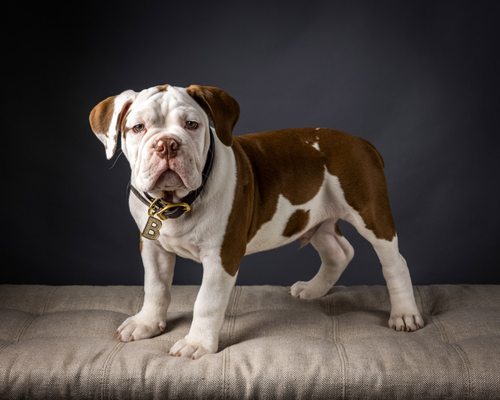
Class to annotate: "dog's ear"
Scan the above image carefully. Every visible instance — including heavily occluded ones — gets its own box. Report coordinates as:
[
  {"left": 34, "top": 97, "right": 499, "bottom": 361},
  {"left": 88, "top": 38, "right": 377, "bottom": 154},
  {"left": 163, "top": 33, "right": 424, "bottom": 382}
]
[
  {"left": 186, "top": 85, "right": 240, "bottom": 146},
  {"left": 89, "top": 90, "right": 136, "bottom": 159}
]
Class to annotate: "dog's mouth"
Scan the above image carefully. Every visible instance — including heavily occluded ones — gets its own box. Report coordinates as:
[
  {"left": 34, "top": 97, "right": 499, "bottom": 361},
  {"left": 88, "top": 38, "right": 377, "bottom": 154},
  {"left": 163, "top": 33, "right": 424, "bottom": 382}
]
[
  {"left": 154, "top": 169, "right": 185, "bottom": 190},
  {"left": 136, "top": 149, "right": 197, "bottom": 194}
]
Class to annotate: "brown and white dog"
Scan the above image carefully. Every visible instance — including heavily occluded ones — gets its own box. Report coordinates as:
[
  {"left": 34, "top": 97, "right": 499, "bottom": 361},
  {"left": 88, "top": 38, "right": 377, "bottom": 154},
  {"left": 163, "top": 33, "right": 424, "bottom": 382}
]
[{"left": 89, "top": 84, "right": 424, "bottom": 359}]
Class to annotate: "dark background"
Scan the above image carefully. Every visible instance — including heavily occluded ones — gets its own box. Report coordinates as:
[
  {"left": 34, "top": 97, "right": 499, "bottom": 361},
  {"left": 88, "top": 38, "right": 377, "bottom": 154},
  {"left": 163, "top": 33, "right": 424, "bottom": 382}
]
[{"left": 2, "top": 1, "right": 499, "bottom": 286}]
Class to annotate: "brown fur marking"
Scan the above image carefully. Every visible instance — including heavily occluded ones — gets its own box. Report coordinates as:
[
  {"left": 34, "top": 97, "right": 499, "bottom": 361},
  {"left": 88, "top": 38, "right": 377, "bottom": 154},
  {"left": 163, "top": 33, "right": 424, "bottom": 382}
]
[
  {"left": 186, "top": 85, "right": 240, "bottom": 146},
  {"left": 219, "top": 141, "right": 255, "bottom": 276},
  {"left": 283, "top": 209, "right": 310, "bottom": 237},
  {"left": 236, "top": 131, "right": 325, "bottom": 242},
  {"left": 89, "top": 96, "right": 115, "bottom": 135},
  {"left": 220, "top": 128, "right": 396, "bottom": 275},
  {"left": 318, "top": 130, "right": 396, "bottom": 240},
  {"left": 156, "top": 84, "right": 169, "bottom": 92}
]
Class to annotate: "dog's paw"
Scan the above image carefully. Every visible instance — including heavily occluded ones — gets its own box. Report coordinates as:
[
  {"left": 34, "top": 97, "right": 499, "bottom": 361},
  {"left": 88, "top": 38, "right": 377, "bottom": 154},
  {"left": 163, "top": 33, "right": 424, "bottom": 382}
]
[
  {"left": 290, "top": 280, "right": 329, "bottom": 299},
  {"left": 169, "top": 336, "right": 216, "bottom": 360},
  {"left": 389, "top": 312, "right": 425, "bottom": 332},
  {"left": 116, "top": 312, "right": 166, "bottom": 342}
]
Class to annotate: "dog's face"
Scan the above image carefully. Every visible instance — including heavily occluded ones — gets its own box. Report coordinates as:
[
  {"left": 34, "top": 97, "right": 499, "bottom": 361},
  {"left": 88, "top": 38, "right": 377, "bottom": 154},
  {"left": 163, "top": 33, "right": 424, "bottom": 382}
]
[{"left": 89, "top": 84, "right": 239, "bottom": 196}]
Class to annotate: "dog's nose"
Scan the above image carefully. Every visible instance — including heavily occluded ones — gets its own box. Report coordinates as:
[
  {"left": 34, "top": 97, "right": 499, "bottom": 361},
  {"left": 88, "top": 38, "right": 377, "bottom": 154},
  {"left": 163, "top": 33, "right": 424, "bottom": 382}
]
[{"left": 155, "top": 137, "right": 179, "bottom": 158}]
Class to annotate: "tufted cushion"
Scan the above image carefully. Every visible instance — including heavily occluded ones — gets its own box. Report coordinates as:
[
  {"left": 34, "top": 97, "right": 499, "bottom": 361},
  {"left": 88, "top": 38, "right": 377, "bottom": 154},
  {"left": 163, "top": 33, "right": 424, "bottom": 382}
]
[{"left": 0, "top": 284, "right": 499, "bottom": 399}]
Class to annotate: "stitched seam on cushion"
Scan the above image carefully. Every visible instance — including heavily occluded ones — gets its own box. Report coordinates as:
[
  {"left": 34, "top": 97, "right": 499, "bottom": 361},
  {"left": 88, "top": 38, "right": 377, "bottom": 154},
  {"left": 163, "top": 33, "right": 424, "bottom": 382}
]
[
  {"left": 222, "top": 288, "right": 235, "bottom": 400},
  {"left": 433, "top": 315, "right": 450, "bottom": 343},
  {"left": 451, "top": 343, "right": 473, "bottom": 400},
  {"left": 100, "top": 342, "right": 125, "bottom": 400},
  {"left": 15, "top": 314, "right": 36, "bottom": 342},
  {"left": 15, "top": 286, "right": 59, "bottom": 342},
  {"left": 433, "top": 316, "right": 471, "bottom": 399},
  {"left": 337, "top": 342, "right": 349, "bottom": 400},
  {"left": 222, "top": 287, "right": 236, "bottom": 347},
  {"left": 331, "top": 296, "right": 346, "bottom": 400},
  {"left": 42, "top": 286, "right": 58, "bottom": 314},
  {"left": 223, "top": 285, "right": 241, "bottom": 400}
]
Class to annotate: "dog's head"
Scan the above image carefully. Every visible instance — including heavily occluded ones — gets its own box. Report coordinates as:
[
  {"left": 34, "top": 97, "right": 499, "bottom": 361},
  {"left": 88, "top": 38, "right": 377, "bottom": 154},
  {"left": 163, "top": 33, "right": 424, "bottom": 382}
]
[{"left": 89, "top": 84, "right": 239, "bottom": 196}]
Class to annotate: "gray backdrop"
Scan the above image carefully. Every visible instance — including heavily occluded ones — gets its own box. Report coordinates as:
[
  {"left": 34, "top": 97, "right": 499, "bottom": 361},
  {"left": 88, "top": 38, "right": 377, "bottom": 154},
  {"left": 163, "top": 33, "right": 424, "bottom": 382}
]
[{"left": 2, "top": 1, "right": 499, "bottom": 285}]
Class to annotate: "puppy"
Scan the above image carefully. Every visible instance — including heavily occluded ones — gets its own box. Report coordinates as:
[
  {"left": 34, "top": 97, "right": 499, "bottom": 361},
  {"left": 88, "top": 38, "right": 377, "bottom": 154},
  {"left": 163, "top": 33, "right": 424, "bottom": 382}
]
[{"left": 89, "top": 84, "right": 424, "bottom": 359}]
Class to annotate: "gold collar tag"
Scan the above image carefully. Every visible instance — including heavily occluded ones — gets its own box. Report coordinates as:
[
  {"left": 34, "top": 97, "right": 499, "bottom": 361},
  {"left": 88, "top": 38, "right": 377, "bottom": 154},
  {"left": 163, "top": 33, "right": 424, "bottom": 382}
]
[
  {"left": 141, "top": 199, "right": 192, "bottom": 240},
  {"left": 142, "top": 216, "right": 162, "bottom": 240}
]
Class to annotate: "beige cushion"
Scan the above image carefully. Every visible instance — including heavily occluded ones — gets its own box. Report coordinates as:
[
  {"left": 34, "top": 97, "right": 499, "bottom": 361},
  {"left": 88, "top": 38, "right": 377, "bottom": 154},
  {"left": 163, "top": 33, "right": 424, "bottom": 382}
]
[{"left": 0, "top": 284, "right": 499, "bottom": 399}]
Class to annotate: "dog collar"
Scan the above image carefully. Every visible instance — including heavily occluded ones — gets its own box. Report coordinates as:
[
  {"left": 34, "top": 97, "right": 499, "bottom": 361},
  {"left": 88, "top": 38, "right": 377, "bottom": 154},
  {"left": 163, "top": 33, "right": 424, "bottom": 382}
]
[{"left": 128, "top": 128, "right": 215, "bottom": 225}]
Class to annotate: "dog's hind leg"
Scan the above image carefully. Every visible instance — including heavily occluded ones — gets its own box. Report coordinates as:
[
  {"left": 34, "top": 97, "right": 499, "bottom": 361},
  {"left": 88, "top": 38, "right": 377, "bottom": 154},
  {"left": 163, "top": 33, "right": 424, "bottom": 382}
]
[
  {"left": 290, "top": 219, "right": 354, "bottom": 299},
  {"left": 344, "top": 210, "right": 424, "bottom": 331}
]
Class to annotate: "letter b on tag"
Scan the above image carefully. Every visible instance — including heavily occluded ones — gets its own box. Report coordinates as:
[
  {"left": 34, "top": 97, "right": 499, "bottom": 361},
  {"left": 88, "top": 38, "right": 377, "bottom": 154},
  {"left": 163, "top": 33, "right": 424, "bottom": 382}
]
[{"left": 142, "top": 216, "right": 162, "bottom": 240}]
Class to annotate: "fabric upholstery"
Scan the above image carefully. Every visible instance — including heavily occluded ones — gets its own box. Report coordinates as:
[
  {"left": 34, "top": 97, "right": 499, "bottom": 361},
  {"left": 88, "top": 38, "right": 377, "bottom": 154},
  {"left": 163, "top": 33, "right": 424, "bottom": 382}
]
[{"left": 0, "top": 284, "right": 499, "bottom": 399}]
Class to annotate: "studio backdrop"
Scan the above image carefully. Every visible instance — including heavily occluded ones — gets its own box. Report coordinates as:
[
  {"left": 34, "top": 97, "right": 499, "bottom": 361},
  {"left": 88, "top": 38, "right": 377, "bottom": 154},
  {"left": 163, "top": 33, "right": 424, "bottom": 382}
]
[{"left": 2, "top": 1, "right": 499, "bottom": 285}]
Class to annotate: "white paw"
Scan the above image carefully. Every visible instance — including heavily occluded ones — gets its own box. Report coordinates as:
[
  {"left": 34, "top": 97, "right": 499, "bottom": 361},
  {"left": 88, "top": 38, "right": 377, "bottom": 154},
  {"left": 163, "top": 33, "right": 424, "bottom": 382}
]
[
  {"left": 168, "top": 336, "right": 216, "bottom": 360},
  {"left": 116, "top": 312, "right": 166, "bottom": 342},
  {"left": 290, "top": 280, "right": 329, "bottom": 299},
  {"left": 389, "top": 312, "right": 425, "bottom": 332}
]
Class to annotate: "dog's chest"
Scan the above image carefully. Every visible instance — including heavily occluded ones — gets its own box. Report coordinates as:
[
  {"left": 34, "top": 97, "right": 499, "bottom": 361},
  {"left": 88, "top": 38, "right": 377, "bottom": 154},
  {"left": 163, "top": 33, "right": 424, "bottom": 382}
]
[
  {"left": 129, "top": 194, "right": 204, "bottom": 261},
  {"left": 157, "top": 233, "right": 201, "bottom": 261}
]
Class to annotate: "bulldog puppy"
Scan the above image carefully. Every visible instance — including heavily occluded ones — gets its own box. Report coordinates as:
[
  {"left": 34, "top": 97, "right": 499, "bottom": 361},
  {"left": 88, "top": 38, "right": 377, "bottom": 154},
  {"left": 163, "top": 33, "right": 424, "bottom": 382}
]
[{"left": 89, "top": 84, "right": 424, "bottom": 359}]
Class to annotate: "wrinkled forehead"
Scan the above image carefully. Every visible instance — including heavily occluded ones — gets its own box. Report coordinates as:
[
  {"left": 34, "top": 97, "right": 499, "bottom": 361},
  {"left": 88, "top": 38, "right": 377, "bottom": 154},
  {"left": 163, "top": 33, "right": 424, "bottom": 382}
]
[{"left": 131, "top": 85, "right": 202, "bottom": 118}]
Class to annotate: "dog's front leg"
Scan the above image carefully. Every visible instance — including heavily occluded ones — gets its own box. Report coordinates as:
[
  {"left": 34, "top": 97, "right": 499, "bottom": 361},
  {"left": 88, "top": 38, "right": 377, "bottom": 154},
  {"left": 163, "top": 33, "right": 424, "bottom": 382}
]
[
  {"left": 117, "top": 239, "right": 175, "bottom": 341},
  {"left": 169, "top": 253, "right": 237, "bottom": 359}
]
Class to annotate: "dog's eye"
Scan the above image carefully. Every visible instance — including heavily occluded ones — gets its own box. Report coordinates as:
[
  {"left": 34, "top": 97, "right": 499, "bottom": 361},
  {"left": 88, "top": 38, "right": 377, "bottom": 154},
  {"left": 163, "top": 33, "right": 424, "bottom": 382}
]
[
  {"left": 185, "top": 120, "right": 199, "bottom": 130},
  {"left": 132, "top": 123, "right": 145, "bottom": 133}
]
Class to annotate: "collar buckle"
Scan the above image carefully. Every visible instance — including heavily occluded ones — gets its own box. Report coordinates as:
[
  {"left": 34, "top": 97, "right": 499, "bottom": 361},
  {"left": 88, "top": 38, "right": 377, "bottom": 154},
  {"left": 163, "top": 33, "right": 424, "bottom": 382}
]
[{"left": 148, "top": 198, "right": 192, "bottom": 220}]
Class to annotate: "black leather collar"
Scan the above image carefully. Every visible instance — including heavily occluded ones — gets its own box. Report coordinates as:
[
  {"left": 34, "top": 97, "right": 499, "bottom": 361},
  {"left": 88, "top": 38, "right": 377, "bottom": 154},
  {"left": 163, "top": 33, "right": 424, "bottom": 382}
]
[{"left": 128, "top": 128, "right": 215, "bottom": 219}]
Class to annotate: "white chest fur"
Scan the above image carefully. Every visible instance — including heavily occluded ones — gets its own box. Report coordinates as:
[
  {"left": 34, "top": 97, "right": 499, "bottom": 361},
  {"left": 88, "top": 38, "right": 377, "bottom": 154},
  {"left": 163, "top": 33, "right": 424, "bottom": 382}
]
[{"left": 128, "top": 141, "right": 237, "bottom": 262}]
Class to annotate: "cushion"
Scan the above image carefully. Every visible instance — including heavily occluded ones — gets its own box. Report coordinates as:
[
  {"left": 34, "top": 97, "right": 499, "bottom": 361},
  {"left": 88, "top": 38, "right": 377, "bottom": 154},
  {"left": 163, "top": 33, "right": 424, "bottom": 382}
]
[{"left": 0, "top": 284, "right": 499, "bottom": 399}]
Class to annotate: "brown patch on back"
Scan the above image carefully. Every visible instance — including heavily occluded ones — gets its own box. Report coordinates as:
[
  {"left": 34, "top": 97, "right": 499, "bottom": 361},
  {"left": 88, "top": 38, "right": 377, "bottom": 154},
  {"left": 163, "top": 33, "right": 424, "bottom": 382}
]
[
  {"left": 283, "top": 209, "right": 310, "bottom": 237},
  {"left": 220, "top": 131, "right": 327, "bottom": 275},
  {"left": 239, "top": 128, "right": 395, "bottom": 240},
  {"left": 220, "top": 127, "right": 397, "bottom": 275},
  {"left": 156, "top": 84, "right": 168, "bottom": 92},
  {"left": 139, "top": 236, "right": 143, "bottom": 253},
  {"left": 89, "top": 96, "right": 115, "bottom": 134},
  {"left": 236, "top": 131, "right": 325, "bottom": 242}
]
